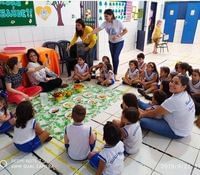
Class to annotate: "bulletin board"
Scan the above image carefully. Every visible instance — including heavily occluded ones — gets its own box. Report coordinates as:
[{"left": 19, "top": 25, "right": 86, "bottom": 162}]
[{"left": 0, "top": 1, "right": 36, "bottom": 26}]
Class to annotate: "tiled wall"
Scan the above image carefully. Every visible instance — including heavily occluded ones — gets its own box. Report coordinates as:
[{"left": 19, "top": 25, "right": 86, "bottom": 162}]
[{"left": 0, "top": 25, "right": 76, "bottom": 50}]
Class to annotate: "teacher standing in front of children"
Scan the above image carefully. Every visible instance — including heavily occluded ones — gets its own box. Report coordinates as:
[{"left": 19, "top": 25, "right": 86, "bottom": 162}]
[{"left": 89, "top": 9, "right": 128, "bottom": 81}]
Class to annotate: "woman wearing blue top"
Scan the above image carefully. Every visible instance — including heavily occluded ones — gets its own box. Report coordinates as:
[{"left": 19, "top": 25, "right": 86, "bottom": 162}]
[{"left": 90, "top": 9, "right": 127, "bottom": 80}]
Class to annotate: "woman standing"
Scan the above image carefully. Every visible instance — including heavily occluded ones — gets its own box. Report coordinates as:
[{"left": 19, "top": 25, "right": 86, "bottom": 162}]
[
  {"left": 68, "top": 18, "right": 97, "bottom": 68},
  {"left": 140, "top": 75, "right": 195, "bottom": 139},
  {"left": 26, "top": 48, "right": 64, "bottom": 92},
  {"left": 5, "top": 57, "right": 45, "bottom": 104},
  {"left": 90, "top": 9, "right": 128, "bottom": 80}
]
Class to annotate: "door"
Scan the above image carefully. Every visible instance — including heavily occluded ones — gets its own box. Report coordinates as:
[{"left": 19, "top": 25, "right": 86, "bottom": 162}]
[
  {"left": 147, "top": 2, "right": 157, "bottom": 43},
  {"left": 163, "top": 3, "right": 179, "bottom": 42},
  {"left": 181, "top": 3, "right": 200, "bottom": 44}
]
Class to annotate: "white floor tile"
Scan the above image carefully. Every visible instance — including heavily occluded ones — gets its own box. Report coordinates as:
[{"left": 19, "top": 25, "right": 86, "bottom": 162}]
[
  {"left": 92, "top": 112, "right": 111, "bottom": 124},
  {"left": 50, "top": 152, "right": 86, "bottom": 175},
  {"left": 143, "top": 132, "right": 171, "bottom": 151},
  {"left": 195, "top": 151, "right": 200, "bottom": 168},
  {"left": 0, "top": 134, "right": 12, "bottom": 150},
  {"left": 34, "top": 167, "right": 56, "bottom": 175},
  {"left": 0, "top": 169, "right": 10, "bottom": 175},
  {"left": 122, "top": 157, "right": 152, "bottom": 175},
  {"left": 129, "top": 144, "right": 163, "bottom": 169},
  {"left": 192, "top": 124, "right": 200, "bottom": 135},
  {"left": 6, "top": 154, "right": 45, "bottom": 175},
  {"left": 192, "top": 168, "right": 200, "bottom": 175},
  {"left": 104, "top": 102, "right": 121, "bottom": 115},
  {"left": 166, "top": 140, "right": 199, "bottom": 165},
  {"left": 151, "top": 171, "right": 162, "bottom": 175},
  {"left": 74, "top": 163, "right": 95, "bottom": 175},
  {"left": 34, "top": 138, "right": 65, "bottom": 163},
  {"left": 155, "top": 155, "right": 193, "bottom": 175},
  {"left": 178, "top": 133, "right": 200, "bottom": 149}
]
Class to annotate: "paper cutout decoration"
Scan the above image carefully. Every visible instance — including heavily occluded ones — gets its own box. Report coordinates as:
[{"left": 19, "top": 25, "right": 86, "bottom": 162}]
[{"left": 36, "top": 6, "right": 52, "bottom": 20}]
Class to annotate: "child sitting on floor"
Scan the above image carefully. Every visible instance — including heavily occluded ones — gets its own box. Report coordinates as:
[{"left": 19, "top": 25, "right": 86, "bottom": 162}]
[
  {"left": 73, "top": 56, "right": 91, "bottom": 83},
  {"left": 114, "top": 107, "right": 142, "bottom": 155},
  {"left": 137, "top": 53, "right": 146, "bottom": 76},
  {"left": 90, "top": 56, "right": 110, "bottom": 79},
  {"left": 97, "top": 63, "right": 115, "bottom": 86},
  {"left": 138, "top": 66, "right": 170, "bottom": 99},
  {"left": 138, "top": 90, "right": 168, "bottom": 110},
  {"left": 89, "top": 122, "right": 124, "bottom": 175},
  {"left": 113, "top": 93, "right": 138, "bottom": 128},
  {"left": 177, "top": 62, "right": 193, "bottom": 77},
  {"left": 0, "top": 96, "right": 15, "bottom": 133},
  {"left": 64, "top": 105, "right": 96, "bottom": 161},
  {"left": 137, "top": 62, "right": 158, "bottom": 94},
  {"left": 13, "top": 101, "right": 51, "bottom": 152},
  {"left": 122, "top": 60, "right": 139, "bottom": 87}
]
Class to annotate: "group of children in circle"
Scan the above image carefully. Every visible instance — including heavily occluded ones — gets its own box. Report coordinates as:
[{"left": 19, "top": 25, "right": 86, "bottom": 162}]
[{"left": 0, "top": 51, "right": 200, "bottom": 174}]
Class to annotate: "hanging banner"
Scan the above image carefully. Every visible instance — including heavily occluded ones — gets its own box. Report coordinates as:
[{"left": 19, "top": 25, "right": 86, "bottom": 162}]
[{"left": 0, "top": 1, "right": 36, "bottom": 26}]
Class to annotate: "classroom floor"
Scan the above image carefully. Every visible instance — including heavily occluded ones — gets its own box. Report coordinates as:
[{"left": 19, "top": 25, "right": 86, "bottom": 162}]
[{"left": 1, "top": 43, "right": 200, "bottom": 175}]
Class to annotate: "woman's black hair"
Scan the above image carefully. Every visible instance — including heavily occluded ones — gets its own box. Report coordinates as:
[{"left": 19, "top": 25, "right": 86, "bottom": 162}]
[
  {"left": 26, "top": 48, "right": 43, "bottom": 65},
  {"left": 103, "top": 121, "right": 121, "bottom": 146},
  {"left": 153, "top": 90, "right": 168, "bottom": 105},
  {"left": 179, "top": 62, "right": 193, "bottom": 76},
  {"left": 6, "top": 57, "right": 18, "bottom": 72},
  {"left": 129, "top": 59, "right": 139, "bottom": 69},
  {"left": 122, "top": 93, "right": 138, "bottom": 109},
  {"left": 122, "top": 107, "right": 139, "bottom": 123},
  {"left": 104, "top": 9, "right": 116, "bottom": 19},
  {"left": 0, "top": 96, "right": 8, "bottom": 115},
  {"left": 160, "top": 80, "right": 172, "bottom": 98},
  {"left": 176, "top": 75, "right": 191, "bottom": 94},
  {"left": 16, "top": 101, "right": 34, "bottom": 129},
  {"left": 75, "top": 18, "right": 85, "bottom": 37}
]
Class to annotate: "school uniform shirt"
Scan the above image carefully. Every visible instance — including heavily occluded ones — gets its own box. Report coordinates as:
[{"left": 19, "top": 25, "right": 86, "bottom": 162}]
[
  {"left": 144, "top": 71, "right": 157, "bottom": 82},
  {"left": 13, "top": 118, "right": 36, "bottom": 144},
  {"left": 75, "top": 63, "right": 88, "bottom": 75},
  {"left": 65, "top": 123, "right": 91, "bottom": 160},
  {"left": 0, "top": 109, "right": 10, "bottom": 127},
  {"left": 189, "top": 80, "right": 200, "bottom": 94},
  {"left": 127, "top": 68, "right": 139, "bottom": 80},
  {"left": 99, "top": 141, "right": 124, "bottom": 175},
  {"left": 104, "top": 70, "right": 115, "bottom": 82},
  {"left": 5, "top": 68, "right": 28, "bottom": 89},
  {"left": 100, "top": 19, "right": 125, "bottom": 43},
  {"left": 161, "top": 91, "right": 195, "bottom": 137},
  {"left": 122, "top": 122, "right": 142, "bottom": 154}
]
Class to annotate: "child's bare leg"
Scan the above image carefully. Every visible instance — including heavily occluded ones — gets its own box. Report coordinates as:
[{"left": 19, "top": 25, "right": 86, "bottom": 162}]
[
  {"left": 122, "top": 77, "right": 131, "bottom": 85},
  {"left": 81, "top": 74, "right": 91, "bottom": 81}
]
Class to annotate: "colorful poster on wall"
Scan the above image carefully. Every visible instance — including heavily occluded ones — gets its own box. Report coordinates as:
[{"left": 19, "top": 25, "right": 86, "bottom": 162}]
[
  {"left": 98, "top": 0, "right": 133, "bottom": 22},
  {"left": 0, "top": 1, "right": 36, "bottom": 26}
]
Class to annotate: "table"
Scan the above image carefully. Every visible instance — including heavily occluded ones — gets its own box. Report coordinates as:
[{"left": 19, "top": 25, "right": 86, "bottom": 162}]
[{"left": 0, "top": 47, "right": 61, "bottom": 86}]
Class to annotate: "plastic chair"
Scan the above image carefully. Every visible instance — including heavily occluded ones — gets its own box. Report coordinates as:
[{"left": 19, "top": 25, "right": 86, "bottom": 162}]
[
  {"left": 57, "top": 40, "right": 77, "bottom": 76},
  {"left": 157, "top": 34, "right": 169, "bottom": 53}
]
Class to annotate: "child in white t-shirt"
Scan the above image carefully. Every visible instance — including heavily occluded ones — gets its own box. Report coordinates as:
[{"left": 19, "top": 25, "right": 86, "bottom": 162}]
[
  {"left": 89, "top": 122, "right": 124, "bottom": 175},
  {"left": 97, "top": 63, "right": 115, "bottom": 86},
  {"left": 120, "top": 107, "right": 142, "bottom": 155},
  {"left": 64, "top": 105, "right": 96, "bottom": 160},
  {"left": 122, "top": 60, "right": 139, "bottom": 87},
  {"left": 73, "top": 56, "right": 91, "bottom": 83},
  {"left": 13, "top": 101, "right": 51, "bottom": 152}
]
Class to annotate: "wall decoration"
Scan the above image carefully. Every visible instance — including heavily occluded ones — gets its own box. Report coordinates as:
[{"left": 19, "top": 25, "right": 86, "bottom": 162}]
[
  {"left": 47, "top": 0, "right": 71, "bottom": 26},
  {"left": 98, "top": 0, "right": 133, "bottom": 22},
  {"left": 0, "top": 1, "right": 36, "bottom": 26},
  {"left": 35, "top": 5, "right": 52, "bottom": 20}
]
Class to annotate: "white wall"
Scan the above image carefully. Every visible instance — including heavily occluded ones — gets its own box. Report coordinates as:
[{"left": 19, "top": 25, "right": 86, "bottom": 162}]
[
  {"left": 0, "top": 0, "right": 80, "bottom": 50},
  {"left": 0, "top": 0, "right": 140, "bottom": 60}
]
